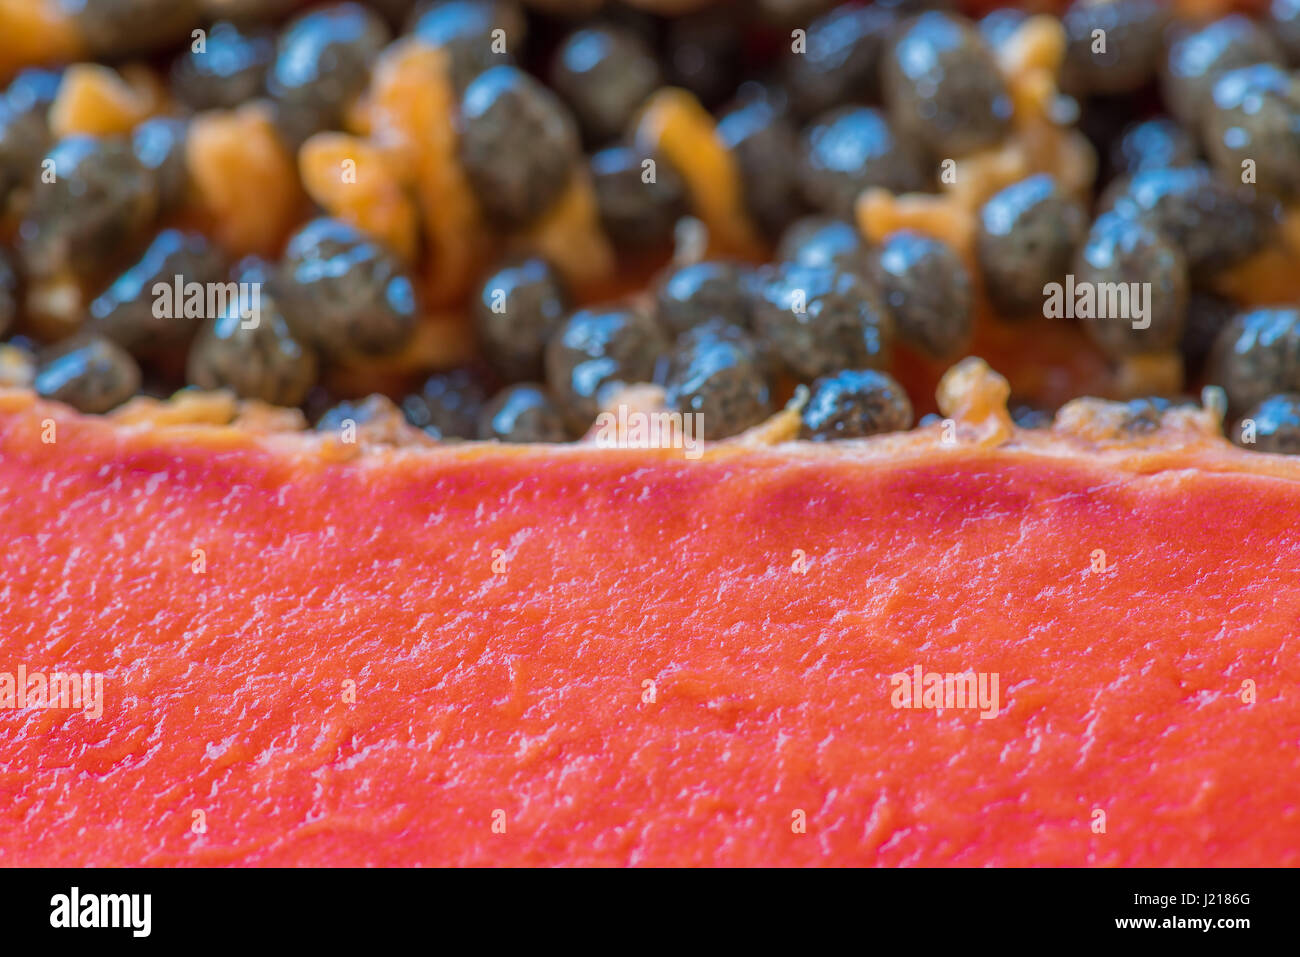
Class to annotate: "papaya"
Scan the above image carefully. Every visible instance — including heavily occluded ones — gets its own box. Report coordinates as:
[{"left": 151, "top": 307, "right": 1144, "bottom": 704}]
[{"left": 2, "top": 361, "right": 1298, "bottom": 867}]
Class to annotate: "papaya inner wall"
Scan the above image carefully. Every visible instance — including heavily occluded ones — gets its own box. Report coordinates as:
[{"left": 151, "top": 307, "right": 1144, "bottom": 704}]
[{"left": 1, "top": 408, "right": 1299, "bottom": 866}]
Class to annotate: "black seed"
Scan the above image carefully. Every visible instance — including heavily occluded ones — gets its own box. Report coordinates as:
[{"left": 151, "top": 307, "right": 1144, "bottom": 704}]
[
  {"left": 458, "top": 66, "right": 581, "bottom": 228},
  {"left": 1182, "top": 291, "right": 1237, "bottom": 376},
  {"left": 751, "top": 262, "right": 895, "bottom": 379},
  {"left": 35, "top": 335, "right": 141, "bottom": 413},
  {"left": 662, "top": 324, "right": 772, "bottom": 439},
  {"left": 1236, "top": 393, "right": 1300, "bottom": 453},
  {"left": 798, "top": 106, "right": 928, "bottom": 220},
  {"left": 1010, "top": 403, "right": 1053, "bottom": 429},
  {"left": 0, "top": 247, "right": 16, "bottom": 338},
  {"left": 978, "top": 9, "right": 1028, "bottom": 50},
  {"left": 545, "top": 306, "right": 667, "bottom": 434},
  {"left": 883, "top": 11, "right": 1013, "bottom": 157},
  {"left": 171, "top": 20, "right": 274, "bottom": 111},
  {"left": 777, "top": 215, "right": 871, "bottom": 275},
  {"left": 63, "top": 0, "right": 203, "bottom": 56},
  {"left": 1108, "top": 164, "right": 1272, "bottom": 274},
  {"left": 1074, "top": 212, "right": 1188, "bottom": 356},
  {"left": 654, "top": 261, "right": 754, "bottom": 336},
  {"left": 268, "top": 3, "right": 391, "bottom": 147},
  {"left": 551, "top": 25, "right": 661, "bottom": 146},
  {"left": 799, "top": 368, "right": 912, "bottom": 439},
  {"left": 402, "top": 366, "right": 493, "bottom": 439},
  {"left": 478, "top": 383, "right": 568, "bottom": 442},
  {"left": 315, "top": 393, "right": 403, "bottom": 431},
  {"left": 1110, "top": 117, "right": 1199, "bottom": 176},
  {"left": 870, "top": 231, "right": 972, "bottom": 358},
  {"left": 1270, "top": 0, "right": 1300, "bottom": 67},
  {"left": 0, "top": 71, "right": 56, "bottom": 211},
  {"left": 782, "top": 3, "right": 897, "bottom": 118},
  {"left": 186, "top": 265, "right": 318, "bottom": 407},
  {"left": 277, "top": 218, "right": 418, "bottom": 360},
  {"left": 977, "top": 174, "right": 1087, "bottom": 317},
  {"left": 717, "top": 85, "right": 807, "bottom": 238},
  {"left": 1162, "top": 15, "right": 1283, "bottom": 126},
  {"left": 1204, "top": 64, "right": 1300, "bottom": 201},
  {"left": 132, "top": 117, "right": 190, "bottom": 215},
  {"left": 665, "top": 6, "right": 739, "bottom": 109},
  {"left": 1062, "top": 0, "right": 1169, "bottom": 96},
  {"left": 590, "top": 146, "right": 686, "bottom": 250},
  {"left": 89, "top": 230, "right": 226, "bottom": 357},
  {"left": 20, "top": 136, "right": 158, "bottom": 279},
  {"left": 408, "top": 0, "right": 525, "bottom": 93},
  {"left": 1208, "top": 307, "right": 1300, "bottom": 413},
  {"left": 473, "top": 255, "right": 568, "bottom": 381}
]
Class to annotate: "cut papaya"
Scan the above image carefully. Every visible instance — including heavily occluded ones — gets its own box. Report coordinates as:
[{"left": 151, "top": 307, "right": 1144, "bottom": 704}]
[{"left": 2, "top": 363, "right": 1298, "bottom": 867}]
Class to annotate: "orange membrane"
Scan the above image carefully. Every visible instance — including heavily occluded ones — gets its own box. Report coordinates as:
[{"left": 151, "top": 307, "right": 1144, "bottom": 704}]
[{"left": 1, "top": 364, "right": 1298, "bottom": 866}]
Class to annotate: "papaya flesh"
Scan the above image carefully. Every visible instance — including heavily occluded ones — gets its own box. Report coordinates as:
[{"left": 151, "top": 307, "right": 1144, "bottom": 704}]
[{"left": 2, "top": 362, "right": 1299, "bottom": 867}]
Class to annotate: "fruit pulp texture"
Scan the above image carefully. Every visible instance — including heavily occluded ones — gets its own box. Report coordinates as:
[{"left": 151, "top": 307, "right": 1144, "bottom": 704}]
[{"left": 1, "top": 405, "right": 1299, "bottom": 866}]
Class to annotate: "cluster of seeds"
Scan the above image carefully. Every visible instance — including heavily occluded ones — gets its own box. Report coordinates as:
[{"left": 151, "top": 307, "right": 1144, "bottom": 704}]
[{"left": 1, "top": 0, "right": 1300, "bottom": 454}]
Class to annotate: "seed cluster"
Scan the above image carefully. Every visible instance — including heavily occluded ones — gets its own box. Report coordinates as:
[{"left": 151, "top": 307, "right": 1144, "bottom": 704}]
[{"left": 0, "top": 1, "right": 1298, "bottom": 454}]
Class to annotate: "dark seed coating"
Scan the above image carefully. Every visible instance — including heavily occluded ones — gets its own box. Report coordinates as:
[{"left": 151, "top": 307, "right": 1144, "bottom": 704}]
[
  {"left": 89, "top": 230, "right": 226, "bottom": 356},
  {"left": 551, "top": 25, "right": 661, "bottom": 146},
  {"left": 1236, "top": 393, "right": 1300, "bottom": 453},
  {"left": 187, "top": 265, "right": 318, "bottom": 407},
  {"left": 1162, "top": 15, "right": 1283, "bottom": 126},
  {"left": 883, "top": 11, "right": 1013, "bottom": 157},
  {"left": 777, "top": 216, "right": 871, "bottom": 275},
  {"left": 477, "top": 383, "right": 569, "bottom": 442},
  {"left": 590, "top": 146, "right": 687, "bottom": 250},
  {"left": 1108, "top": 164, "right": 1271, "bottom": 274},
  {"left": 458, "top": 66, "right": 581, "bottom": 228},
  {"left": 35, "top": 335, "right": 141, "bottom": 414},
  {"left": 0, "top": 248, "right": 16, "bottom": 338},
  {"left": 0, "top": 76, "right": 54, "bottom": 211},
  {"left": 783, "top": 3, "right": 897, "bottom": 118},
  {"left": 171, "top": 20, "right": 274, "bottom": 111},
  {"left": 20, "top": 136, "right": 158, "bottom": 279},
  {"left": 978, "top": 9, "right": 1027, "bottom": 49},
  {"left": 798, "top": 106, "right": 928, "bottom": 220},
  {"left": 977, "top": 174, "right": 1087, "bottom": 317},
  {"left": 545, "top": 306, "right": 667, "bottom": 433},
  {"left": 62, "top": 0, "right": 203, "bottom": 56},
  {"left": 717, "top": 87, "right": 807, "bottom": 238},
  {"left": 409, "top": 0, "right": 525, "bottom": 93},
  {"left": 277, "top": 218, "right": 418, "bottom": 360},
  {"left": 132, "top": 117, "right": 190, "bottom": 215},
  {"left": 751, "top": 262, "right": 895, "bottom": 379},
  {"left": 1182, "top": 291, "right": 1237, "bottom": 375},
  {"left": 654, "top": 261, "right": 754, "bottom": 336},
  {"left": 473, "top": 255, "right": 568, "bottom": 381},
  {"left": 1110, "top": 117, "right": 1199, "bottom": 176},
  {"left": 1010, "top": 403, "right": 1053, "bottom": 430},
  {"left": 314, "top": 393, "right": 407, "bottom": 436},
  {"left": 1271, "top": 0, "right": 1300, "bottom": 66},
  {"left": 402, "top": 366, "right": 494, "bottom": 439},
  {"left": 1074, "top": 211, "right": 1189, "bottom": 356},
  {"left": 1062, "top": 0, "right": 1168, "bottom": 96},
  {"left": 870, "top": 231, "right": 972, "bottom": 359},
  {"left": 662, "top": 325, "right": 772, "bottom": 439},
  {"left": 1204, "top": 64, "right": 1300, "bottom": 200},
  {"left": 799, "top": 368, "right": 913, "bottom": 440},
  {"left": 267, "top": 3, "right": 391, "bottom": 148},
  {"left": 1208, "top": 307, "right": 1300, "bottom": 413},
  {"left": 665, "top": 7, "right": 739, "bottom": 109}
]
